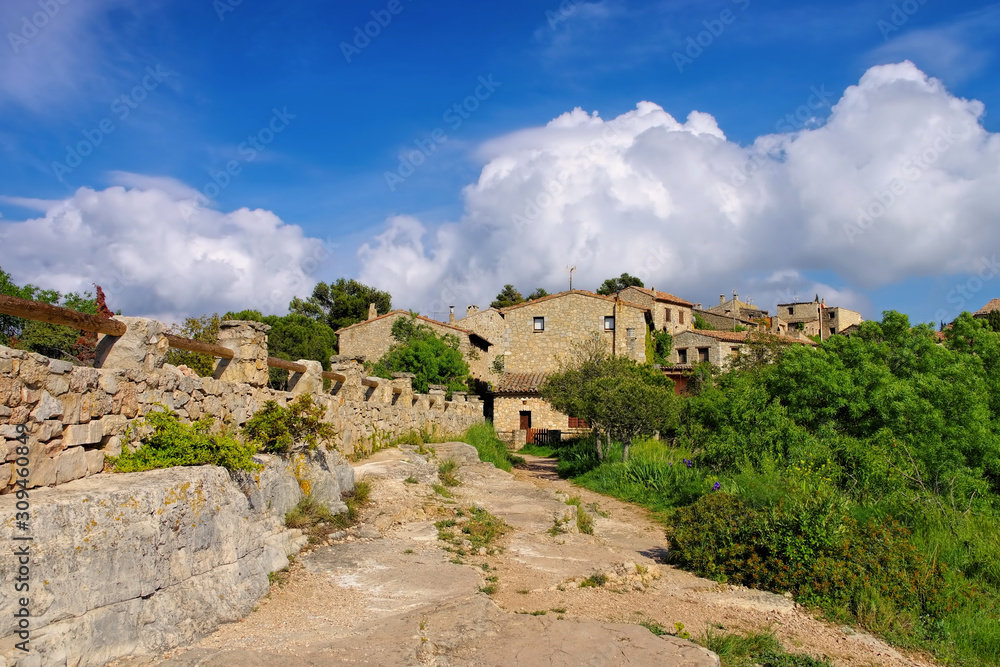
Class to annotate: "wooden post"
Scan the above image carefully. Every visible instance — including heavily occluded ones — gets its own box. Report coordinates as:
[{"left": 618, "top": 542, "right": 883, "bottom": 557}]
[{"left": 0, "top": 294, "right": 126, "bottom": 336}]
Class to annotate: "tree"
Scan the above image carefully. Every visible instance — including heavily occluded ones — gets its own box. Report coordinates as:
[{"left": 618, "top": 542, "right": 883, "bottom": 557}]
[
  {"left": 596, "top": 273, "right": 644, "bottom": 296},
  {"left": 491, "top": 284, "right": 525, "bottom": 309},
  {"left": 541, "top": 355, "right": 679, "bottom": 461},
  {"left": 289, "top": 279, "right": 391, "bottom": 334},
  {"left": 371, "top": 315, "right": 471, "bottom": 394},
  {"left": 527, "top": 288, "right": 549, "bottom": 301},
  {"left": 164, "top": 313, "right": 223, "bottom": 376},
  {"left": 988, "top": 310, "right": 1000, "bottom": 332}
]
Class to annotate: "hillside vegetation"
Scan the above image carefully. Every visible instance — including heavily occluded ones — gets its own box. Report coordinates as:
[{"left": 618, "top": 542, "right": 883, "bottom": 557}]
[{"left": 527, "top": 312, "right": 1000, "bottom": 666}]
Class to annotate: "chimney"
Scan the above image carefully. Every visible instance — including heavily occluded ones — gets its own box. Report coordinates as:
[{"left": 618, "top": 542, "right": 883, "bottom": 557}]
[
  {"left": 821, "top": 298, "right": 826, "bottom": 308},
  {"left": 449, "top": 305, "right": 455, "bottom": 324},
  {"left": 719, "top": 294, "right": 725, "bottom": 305},
  {"left": 367, "top": 303, "right": 377, "bottom": 320},
  {"left": 466, "top": 305, "right": 480, "bottom": 317}
]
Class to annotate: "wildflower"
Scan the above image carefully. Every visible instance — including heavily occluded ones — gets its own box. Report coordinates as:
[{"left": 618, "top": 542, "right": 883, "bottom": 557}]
[
  {"left": 713, "top": 482, "right": 721, "bottom": 491},
  {"left": 683, "top": 459, "right": 693, "bottom": 468}
]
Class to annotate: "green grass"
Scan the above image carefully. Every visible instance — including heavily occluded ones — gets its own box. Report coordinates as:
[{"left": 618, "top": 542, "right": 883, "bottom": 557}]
[
  {"left": 284, "top": 478, "right": 372, "bottom": 544},
  {"left": 518, "top": 443, "right": 559, "bottom": 457},
  {"left": 438, "top": 460, "right": 461, "bottom": 487},
  {"left": 432, "top": 483, "right": 454, "bottom": 498},
  {"left": 564, "top": 496, "right": 594, "bottom": 535},
  {"left": 461, "top": 422, "right": 523, "bottom": 472},
  {"left": 404, "top": 475, "right": 419, "bottom": 484},
  {"left": 697, "top": 629, "right": 833, "bottom": 667},
  {"left": 579, "top": 573, "right": 608, "bottom": 588}
]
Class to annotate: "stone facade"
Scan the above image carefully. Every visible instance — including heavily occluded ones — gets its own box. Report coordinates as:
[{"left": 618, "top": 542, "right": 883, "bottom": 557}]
[
  {"left": 692, "top": 309, "right": 759, "bottom": 332},
  {"left": 705, "top": 295, "right": 769, "bottom": 321},
  {"left": 337, "top": 310, "right": 492, "bottom": 380},
  {"left": 617, "top": 286, "right": 694, "bottom": 335},
  {"left": 671, "top": 330, "right": 747, "bottom": 370},
  {"left": 1, "top": 334, "right": 483, "bottom": 495},
  {"left": 775, "top": 301, "right": 863, "bottom": 339},
  {"left": 493, "top": 395, "right": 572, "bottom": 443},
  {"left": 495, "top": 291, "right": 650, "bottom": 374}
]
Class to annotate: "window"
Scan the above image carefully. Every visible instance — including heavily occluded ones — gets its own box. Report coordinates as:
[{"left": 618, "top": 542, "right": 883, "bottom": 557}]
[
  {"left": 533, "top": 317, "right": 545, "bottom": 331},
  {"left": 698, "top": 347, "right": 710, "bottom": 363},
  {"left": 679, "top": 311, "right": 685, "bottom": 324},
  {"left": 677, "top": 348, "right": 688, "bottom": 364},
  {"left": 827, "top": 311, "right": 835, "bottom": 319},
  {"left": 626, "top": 327, "right": 635, "bottom": 339},
  {"left": 830, "top": 327, "right": 836, "bottom": 336},
  {"left": 665, "top": 308, "right": 672, "bottom": 323},
  {"left": 568, "top": 416, "right": 590, "bottom": 429},
  {"left": 604, "top": 316, "right": 615, "bottom": 330},
  {"left": 731, "top": 346, "right": 740, "bottom": 355},
  {"left": 787, "top": 307, "right": 794, "bottom": 315}
]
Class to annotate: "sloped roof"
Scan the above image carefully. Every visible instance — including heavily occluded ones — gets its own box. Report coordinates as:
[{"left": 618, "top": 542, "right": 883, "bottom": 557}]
[
  {"left": 336, "top": 310, "right": 492, "bottom": 345},
  {"left": 623, "top": 286, "right": 694, "bottom": 307},
  {"left": 975, "top": 298, "right": 1000, "bottom": 316},
  {"left": 493, "top": 372, "right": 548, "bottom": 395},
  {"left": 498, "top": 290, "right": 649, "bottom": 313}
]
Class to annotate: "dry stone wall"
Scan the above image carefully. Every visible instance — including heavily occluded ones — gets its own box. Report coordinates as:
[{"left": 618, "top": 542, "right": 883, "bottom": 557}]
[{"left": 0, "top": 319, "right": 483, "bottom": 494}]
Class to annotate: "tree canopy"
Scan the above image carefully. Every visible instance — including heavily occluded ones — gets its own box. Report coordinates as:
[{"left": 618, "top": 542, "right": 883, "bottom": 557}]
[
  {"left": 289, "top": 279, "right": 391, "bottom": 334},
  {"left": 371, "top": 314, "right": 471, "bottom": 394},
  {"left": 541, "top": 353, "right": 679, "bottom": 461},
  {"left": 490, "top": 284, "right": 525, "bottom": 309},
  {"left": 526, "top": 288, "right": 549, "bottom": 301},
  {"left": 595, "top": 272, "right": 644, "bottom": 296}
]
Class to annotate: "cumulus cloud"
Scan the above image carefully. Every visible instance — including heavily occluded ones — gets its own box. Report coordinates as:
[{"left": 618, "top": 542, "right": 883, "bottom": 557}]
[
  {"left": 0, "top": 185, "right": 331, "bottom": 322},
  {"left": 357, "top": 62, "right": 999, "bottom": 318}
]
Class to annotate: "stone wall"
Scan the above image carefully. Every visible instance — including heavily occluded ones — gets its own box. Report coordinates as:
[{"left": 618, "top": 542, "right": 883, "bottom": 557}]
[
  {"left": 692, "top": 309, "right": 759, "bottom": 332},
  {"left": 0, "top": 448, "right": 351, "bottom": 666},
  {"left": 337, "top": 311, "right": 493, "bottom": 381},
  {"left": 1, "top": 318, "right": 483, "bottom": 495},
  {"left": 493, "top": 395, "right": 590, "bottom": 445},
  {"left": 618, "top": 287, "right": 694, "bottom": 335},
  {"left": 671, "top": 331, "right": 742, "bottom": 370},
  {"left": 500, "top": 292, "right": 649, "bottom": 374}
]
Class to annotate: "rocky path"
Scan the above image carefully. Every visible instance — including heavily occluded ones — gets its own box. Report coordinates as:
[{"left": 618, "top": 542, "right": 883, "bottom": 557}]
[{"left": 126, "top": 444, "right": 936, "bottom": 667}]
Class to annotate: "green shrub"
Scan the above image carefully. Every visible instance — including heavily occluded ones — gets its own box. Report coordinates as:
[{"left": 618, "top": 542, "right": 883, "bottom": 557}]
[
  {"left": 243, "top": 394, "right": 337, "bottom": 454},
  {"left": 438, "top": 460, "right": 461, "bottom": 487},
  {"left": 110, "top": 406, "right": 260, "bottom": 473},
  {"left": 667, "top": 493, "right": 959, "bottom": 624},
  {"left": 698, "top": 629, "right": 833, "bottom": 667}
]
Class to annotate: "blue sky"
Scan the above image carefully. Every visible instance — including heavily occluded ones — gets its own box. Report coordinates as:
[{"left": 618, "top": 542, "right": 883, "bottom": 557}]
[{"left": 1, "top": 0, "right": 999, "bottom": 324}]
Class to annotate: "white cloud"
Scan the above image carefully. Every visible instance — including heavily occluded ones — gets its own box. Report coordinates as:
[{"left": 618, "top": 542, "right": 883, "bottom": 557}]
[
  {"left": 0, "top": 184, "right": 330, "bottom": 322},
  {"left": 357, "top": 61, "right": 1000, "bottom": 318}
]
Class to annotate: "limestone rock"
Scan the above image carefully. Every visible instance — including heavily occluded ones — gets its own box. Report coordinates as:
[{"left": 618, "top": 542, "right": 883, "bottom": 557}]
[
  {"left": 55, "top": 447, "right": 87, "bottom": 484},
  {"left": 63, "top": 421, "right": 103, "bottom": 448}
]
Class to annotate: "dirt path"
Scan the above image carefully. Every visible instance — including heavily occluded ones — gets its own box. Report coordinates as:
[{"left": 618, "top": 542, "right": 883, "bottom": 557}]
[{"left": 123, "top": 445, "right": 937, "bottom": 667}]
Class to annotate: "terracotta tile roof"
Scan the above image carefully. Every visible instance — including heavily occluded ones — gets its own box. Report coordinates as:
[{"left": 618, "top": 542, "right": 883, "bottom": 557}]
[
  {"left": 975, "top": 298, "right": 1000, "bottom": 316},
  {"left": 336, "top": 310, "right": 492, "bottom": 345},
  {"left": 493, "top": 371, "right": 549, "bottom": 394},
  {"left": 498, "top": 290, "right": 649, "bottom": 313},
  {"left": 626, "top": 286, "right": 694, "bottom": 307}
]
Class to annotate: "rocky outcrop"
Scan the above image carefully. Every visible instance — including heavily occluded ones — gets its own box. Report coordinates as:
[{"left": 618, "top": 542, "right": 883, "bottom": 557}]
[{"left": 0, "top": 448, "right": 353, "bottom": 667}]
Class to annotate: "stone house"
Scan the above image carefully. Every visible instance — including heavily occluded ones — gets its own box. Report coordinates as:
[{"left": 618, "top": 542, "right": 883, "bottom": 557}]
[
  {"left": 775, "top": 299, "right": 863, "bottom": 340},
  {"left": 617, "top": 286, "right": 694, "bottom": 334},
  {"left": 457, "top": 290, "right": 654, "bottom": 442},
  {"left": 336, "top": 310, "right": 493, "bottom": 380},
  {"left": 705, "top": 294, "right": 769, "bottom": 321},
  {"left": 692, "top": 308, "right": 760, "bottom": 332},
  {"left": 669, "top": 329, "right": 817, "bottom": 372},
  {"left": 974, "top": 299, "right": 1000, "bottom": 319}
]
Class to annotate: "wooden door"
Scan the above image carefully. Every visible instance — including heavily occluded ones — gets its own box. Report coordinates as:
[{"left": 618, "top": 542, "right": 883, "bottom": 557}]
[{"left": 519, "top": 411, "right": 531, "bottom": 430}]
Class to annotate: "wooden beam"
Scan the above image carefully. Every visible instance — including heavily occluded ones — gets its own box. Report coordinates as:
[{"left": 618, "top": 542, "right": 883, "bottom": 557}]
[
  {"left": 164, "top": 334, "right": 235, "bottom": 359},
  {"left": 322, "top": 371, "right": 348, "bottom": 383},
  {"left": 361, "top": 376, "right": 380, "bottom": 388},
  {"left": 267, "top": 357, "right": 307, "bottom": 374},
  {"left": 0, "top": 294, "right": 126, "bottom": 336}
]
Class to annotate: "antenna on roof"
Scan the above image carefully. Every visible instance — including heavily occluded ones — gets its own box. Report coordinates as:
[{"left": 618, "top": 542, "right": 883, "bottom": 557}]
[{"left": 566, "top": 266, "right": 576, "bottom": 291}]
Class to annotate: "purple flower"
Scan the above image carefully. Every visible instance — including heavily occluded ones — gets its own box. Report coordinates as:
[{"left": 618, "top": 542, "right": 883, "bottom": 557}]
[
  {"left": 683, "top": 459, "right": 693, "bottom": 468},
  {"left": 713, "top": 482, "right": 721, "bottom": 491}
]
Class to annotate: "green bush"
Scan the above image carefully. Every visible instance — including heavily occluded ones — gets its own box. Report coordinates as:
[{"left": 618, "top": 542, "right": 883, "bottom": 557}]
[
  {"left": 110, "top": 406, "right": 260, "bottom": 473},
  {"left": 243, "top": 394, "right": 337, "bottom": 454},
  {"left": 667, "top": 493, "right": 959, "bottom": 624}
]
